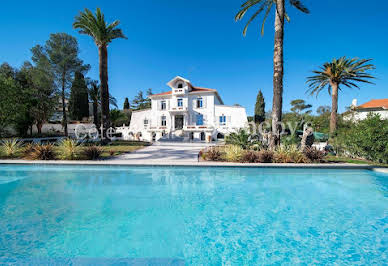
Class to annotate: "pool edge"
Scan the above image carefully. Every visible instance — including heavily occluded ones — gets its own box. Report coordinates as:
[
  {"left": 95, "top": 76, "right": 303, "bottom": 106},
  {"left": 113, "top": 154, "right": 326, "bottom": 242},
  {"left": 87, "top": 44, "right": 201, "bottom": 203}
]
[{"left": 0, "top": 159, "right": 387, "bottom": 171}]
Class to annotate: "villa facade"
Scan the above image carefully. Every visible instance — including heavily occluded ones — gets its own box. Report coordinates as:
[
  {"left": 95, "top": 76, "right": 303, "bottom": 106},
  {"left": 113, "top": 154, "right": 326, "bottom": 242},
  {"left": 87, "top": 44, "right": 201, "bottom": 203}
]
[
  {"left": 343, "top": 98, "right": 388, "bottom": 121},
  {"left": 116, "top": 76, "right": 248, "bottom": 142}
]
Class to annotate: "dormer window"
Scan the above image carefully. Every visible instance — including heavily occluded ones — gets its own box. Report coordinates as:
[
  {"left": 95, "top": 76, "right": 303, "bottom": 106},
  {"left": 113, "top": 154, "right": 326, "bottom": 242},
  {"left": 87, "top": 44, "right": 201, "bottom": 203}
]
[
  {"left": 177, "top": 83, "right": 183, "bottom": 88},
  {"left": 161, "top": 100, "right": 166, "bottom": 110},
  {"left": 196, "top": 97, "right": 203, "bottom": 108}
]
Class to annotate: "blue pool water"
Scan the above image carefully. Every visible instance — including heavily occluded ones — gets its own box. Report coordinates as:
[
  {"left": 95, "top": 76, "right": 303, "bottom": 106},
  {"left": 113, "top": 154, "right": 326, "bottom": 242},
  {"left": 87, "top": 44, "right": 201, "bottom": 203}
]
[{"left": 0, "top": 165, "right": 387, "bottom": 265}]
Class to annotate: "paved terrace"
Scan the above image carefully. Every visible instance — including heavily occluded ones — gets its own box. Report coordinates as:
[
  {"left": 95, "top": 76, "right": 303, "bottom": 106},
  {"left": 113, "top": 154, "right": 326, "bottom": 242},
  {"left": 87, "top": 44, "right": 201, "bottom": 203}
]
[{"left": 111, "top": 142, "right": 213, "bottom": 163}]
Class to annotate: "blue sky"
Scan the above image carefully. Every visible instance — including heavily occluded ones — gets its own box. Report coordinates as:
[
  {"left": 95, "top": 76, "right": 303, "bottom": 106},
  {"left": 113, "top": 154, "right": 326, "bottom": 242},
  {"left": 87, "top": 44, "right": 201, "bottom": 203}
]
[{"left": 0, "top": 0, "right": 387, "bottom": 115}]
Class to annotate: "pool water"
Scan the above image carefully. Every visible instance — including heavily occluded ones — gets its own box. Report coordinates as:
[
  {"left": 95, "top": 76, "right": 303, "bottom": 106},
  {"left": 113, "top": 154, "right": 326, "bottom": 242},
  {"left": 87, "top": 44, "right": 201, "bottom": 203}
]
[{"left": 0, "top": 165, "right": 387, "bottom": 264}]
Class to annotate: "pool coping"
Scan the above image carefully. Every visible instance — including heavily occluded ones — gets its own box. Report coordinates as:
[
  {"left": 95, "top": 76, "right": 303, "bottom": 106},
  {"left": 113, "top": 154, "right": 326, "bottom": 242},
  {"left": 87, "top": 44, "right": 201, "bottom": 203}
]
[{"left": 0, "top": 159, "right": 387, "bottom": 172}]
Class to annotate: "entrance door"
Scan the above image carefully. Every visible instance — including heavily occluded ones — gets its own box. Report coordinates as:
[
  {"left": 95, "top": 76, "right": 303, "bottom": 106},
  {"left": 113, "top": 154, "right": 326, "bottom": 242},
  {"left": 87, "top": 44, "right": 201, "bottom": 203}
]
[
  {"left": 200, "top": 132, "right": 205, "bottom": 141},
  {"left": 175, "top": 115, "right": 184, "bottom": 129}
]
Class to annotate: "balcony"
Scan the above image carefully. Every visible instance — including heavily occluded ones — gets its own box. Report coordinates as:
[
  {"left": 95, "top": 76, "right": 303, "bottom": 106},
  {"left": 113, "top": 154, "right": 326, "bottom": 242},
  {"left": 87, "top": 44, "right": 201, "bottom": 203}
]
[
  {"left": 169, "top": 106, "right": 188, "bottom": 112},
  {"left": 184, "top": 125, "right": 214, "bottom": 131}
]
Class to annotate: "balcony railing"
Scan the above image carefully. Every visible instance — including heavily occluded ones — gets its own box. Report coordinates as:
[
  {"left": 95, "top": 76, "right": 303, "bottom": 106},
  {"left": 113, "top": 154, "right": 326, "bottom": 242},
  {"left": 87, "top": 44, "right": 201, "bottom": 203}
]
[
  {"left": 169, "top": 106, "right": 188, "bottom": 112},
  {"left": 184, "top": 125, "right": 213, "bottom": 131}
]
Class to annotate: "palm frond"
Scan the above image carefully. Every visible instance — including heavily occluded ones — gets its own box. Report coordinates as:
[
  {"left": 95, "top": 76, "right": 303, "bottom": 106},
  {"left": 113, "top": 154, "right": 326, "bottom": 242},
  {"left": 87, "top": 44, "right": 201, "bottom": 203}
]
[
  {"left": 306, "top": 57, "right": 375, "bottom": 96},
  {"left": 235, "top": 0, "right": 309, "bottom": 36},
  {"left": 289, "top": 0, "right": 310, "bottom": 13},
  {"left": 73, "top": 7, "right": 126, "bottom": 46}
]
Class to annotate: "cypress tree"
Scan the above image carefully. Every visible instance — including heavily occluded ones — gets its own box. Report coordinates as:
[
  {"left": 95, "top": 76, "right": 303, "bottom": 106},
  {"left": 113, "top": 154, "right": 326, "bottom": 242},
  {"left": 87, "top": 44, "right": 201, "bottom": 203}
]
[
  {"left": 254, "top": 90, "right": 265, "bottom": 124},
  {"left": 123, "top": 97, "right": 130, "bottom": 110},
  {"left": 69, "top": 72, "right": 89, "bottom": 121}
]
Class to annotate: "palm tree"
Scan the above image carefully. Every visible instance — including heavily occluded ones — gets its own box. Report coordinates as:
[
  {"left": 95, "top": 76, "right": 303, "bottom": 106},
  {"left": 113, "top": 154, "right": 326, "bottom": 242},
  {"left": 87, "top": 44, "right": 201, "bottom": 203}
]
[
  {"left": 235, "top": 0, "right": 309, "bottom": 147},
  {"left": 87, "top": 79, "right": 118, "bottom": 129},
  {"left": 306, "top": 57, "right": 375, "bottom": 134},
  {"left": 73, "top": 8, "right": 126, "bottom": 140}
]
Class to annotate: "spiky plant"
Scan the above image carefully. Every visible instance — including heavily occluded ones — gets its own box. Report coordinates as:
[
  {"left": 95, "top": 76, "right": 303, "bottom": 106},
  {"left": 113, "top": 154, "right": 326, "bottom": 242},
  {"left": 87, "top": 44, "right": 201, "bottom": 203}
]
[
  {"left": 73, "top": 8, "right": 127, "bottom": 141},
  {"left": 58, "top": 138, "right": 81, "bottom": 160},
  {"left": 235, "top": 0, "right": 309, "bottom": 147},
  {"left": 0, "top": 139, "right": 22, "bottom": 158},
  {"left": 306, "top": 57, "right": 375, "bottom": 133},
  {"left": 28, "top": 144, "right": 56, "bottom": 160},
  {"left": 82, "top": 145, "right": 103, "bottom": 160}
]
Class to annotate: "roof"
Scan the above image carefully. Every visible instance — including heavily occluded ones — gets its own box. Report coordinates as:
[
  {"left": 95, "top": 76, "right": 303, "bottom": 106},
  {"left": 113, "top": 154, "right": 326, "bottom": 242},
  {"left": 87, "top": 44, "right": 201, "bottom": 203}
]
[
  {"left": 151, "top": 86, "right": 216, "bottom": 97},
  {"left": 149, "top": 76, "right": 224, "bottom": 104},
  {"left": 357, "top": 99, "right": 388, "bottom": 110}
]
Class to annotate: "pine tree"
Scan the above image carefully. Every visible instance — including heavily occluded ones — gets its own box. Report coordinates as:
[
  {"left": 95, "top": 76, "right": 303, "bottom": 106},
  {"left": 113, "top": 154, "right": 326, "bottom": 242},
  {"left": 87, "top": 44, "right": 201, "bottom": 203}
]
[
  {"left": 69, "top": 72, "right": 89, "bottom": 121},
  {"left": 254, "top": 90, "right": 265, "bottom": 124},
  {"left": 123, "top": 97, "right": 130, "bottom": 110}
]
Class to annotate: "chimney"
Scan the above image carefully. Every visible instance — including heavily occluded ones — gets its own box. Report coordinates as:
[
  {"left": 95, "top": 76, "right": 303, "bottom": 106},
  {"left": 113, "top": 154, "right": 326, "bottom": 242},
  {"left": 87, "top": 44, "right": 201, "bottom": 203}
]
[{"left": 351, "top": 99, "right": 357, "bottom": 109}]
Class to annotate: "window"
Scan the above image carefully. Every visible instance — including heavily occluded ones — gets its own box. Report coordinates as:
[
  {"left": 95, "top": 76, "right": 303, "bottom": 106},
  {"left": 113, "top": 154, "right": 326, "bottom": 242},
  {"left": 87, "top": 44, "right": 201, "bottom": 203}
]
[
  {"left": 219, "top": 115, "right": 226, "bottom": 125},
  {"left": 196, "top": 114, "right": 204, "bottom": 126},
  {"left": 161, "top": 100, "right": 166, "bottom": 110},
  {"left": 143, "top": 119, "right": 148, "bottom": 128},
  {"left": 196, "top": 97, "right": 203, "bottom": 108},
  {"left": 177, "top": 83, "right": 183, "bottom": 88},
  {"left": 177, "top": 98, "right": 183, "bottom": 107},
  {"left": 161, "top": 116, "right": 167, "bottom": 126}
]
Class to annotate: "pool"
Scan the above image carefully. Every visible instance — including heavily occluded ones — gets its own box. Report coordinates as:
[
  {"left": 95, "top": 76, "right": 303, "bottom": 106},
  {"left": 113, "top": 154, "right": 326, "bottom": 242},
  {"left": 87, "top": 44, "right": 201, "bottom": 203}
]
[{"left": 0, "top": 165, "right": 387, "bottom": 264}]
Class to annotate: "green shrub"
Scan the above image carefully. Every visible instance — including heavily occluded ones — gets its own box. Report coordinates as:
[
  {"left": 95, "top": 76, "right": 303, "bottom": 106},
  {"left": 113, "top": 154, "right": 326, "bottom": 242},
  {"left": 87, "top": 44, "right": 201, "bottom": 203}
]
[
  {"left": 58, "top": 139, "right": 81, "bottom": 160},
  {"left": 27, "top": 144, "right": 56, "bottom": 160},
  {"left": 241, "top": 150, "right": 260, "bottom": 163},
  {"left": 0, "top": 139, "right": 22, "bottom": 158},
  {"left": 82, "top": 145, "right": 103, "bottom": 160},
  {"left": 258, "top": 150, "right": 274, "bottom": 163},
  {"left": 225, "top": 129, "right": 261, "bottom": 150},
  {"left": 224, "top": 145, "right": 244, "bottom": 162},
  {"left": 343, "top": 114, "right": 388, "bottom": 163}
]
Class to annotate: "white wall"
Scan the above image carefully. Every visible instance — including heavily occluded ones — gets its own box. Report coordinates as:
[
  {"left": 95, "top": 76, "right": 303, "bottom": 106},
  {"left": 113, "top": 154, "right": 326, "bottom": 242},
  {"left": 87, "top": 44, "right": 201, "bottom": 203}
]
[
  {"left": 215, "top": 105, "right": 248, "bottom": 134},
  {"left": 344, "top": 110, "right": 388, "bottom": 121}
]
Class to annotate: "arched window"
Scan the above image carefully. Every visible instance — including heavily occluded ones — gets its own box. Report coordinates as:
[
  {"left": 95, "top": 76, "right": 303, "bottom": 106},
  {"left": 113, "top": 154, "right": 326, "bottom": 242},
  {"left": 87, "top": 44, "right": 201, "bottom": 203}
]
[{"left": 177, "top": 83, "right": 183, "bottom": 88}]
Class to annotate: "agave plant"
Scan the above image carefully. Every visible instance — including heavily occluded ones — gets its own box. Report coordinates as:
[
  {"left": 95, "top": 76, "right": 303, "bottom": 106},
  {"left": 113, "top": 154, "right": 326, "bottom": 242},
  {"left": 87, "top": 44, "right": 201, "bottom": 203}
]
[
  {"left": 0, "top": 139, "right": 22, "bottom": 158},
  {"left": 58, "top": 138, "right": 81, "bottom": 160},
  {"left": 82, "top": 145, "right": 104, "bottom": 160},
  {"left": 27, "top": 144, "right": 56, "bottom": 160}
]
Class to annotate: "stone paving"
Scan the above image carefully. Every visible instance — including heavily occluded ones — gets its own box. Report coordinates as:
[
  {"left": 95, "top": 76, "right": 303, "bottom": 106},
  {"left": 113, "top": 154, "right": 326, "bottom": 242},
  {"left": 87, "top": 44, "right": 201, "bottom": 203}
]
[{"left": 111, "top": 141, "right": 212, "bottom": 163}]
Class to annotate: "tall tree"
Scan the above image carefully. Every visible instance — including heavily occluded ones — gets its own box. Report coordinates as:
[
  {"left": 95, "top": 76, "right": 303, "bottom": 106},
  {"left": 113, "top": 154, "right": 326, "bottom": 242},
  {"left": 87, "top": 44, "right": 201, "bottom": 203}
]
[
  {"left": 0, "top": 72, "right": 19, "bottom": 136},
  {"left": 235, "top": 0, "right": 309, "bottom": 147},
  {"left": 73, "top": 8, "right": 127, "bottom": 141},
  {"left": 254, "top": 90, "right": 265, "bottom": 124},
  {"left": 290, "top": 99, "right": 312, "bottom": 114},
  {"left": 33, "top": 33, "right": 88, "bottom": 136},
  {"left": 307, "top": 57, "right": 375, "bottom": 134},
  {"left": 69, "top": 72, "right": 89, "bottom": 121},
  {"left": 123, "top": 97, "right": 130, "bottom": 110},
  {"left": 87, "top": 79, "right": 118, "bottom": 128},
  {"left": 87, "top": 79, "right": 100, "bottom": 128}
]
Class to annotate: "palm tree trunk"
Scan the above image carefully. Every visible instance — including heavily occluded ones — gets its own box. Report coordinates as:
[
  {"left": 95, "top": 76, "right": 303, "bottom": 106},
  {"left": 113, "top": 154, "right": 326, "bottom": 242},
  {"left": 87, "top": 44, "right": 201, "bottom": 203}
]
[
  {"left": 270, "top": 0, "right": 285, "bottom": 148},
  {"left": 98, "top": 45, "right": 110, "bottom": 141},
  {"left": 37, "top": 121, "right": 43, "bottom": 135},
  {"left": 330, "top": 82, "right": 339, "bottom": 134},
  {"left": 61, "top": 72, "right": 68, "bottom": 136},
  {"left": 93, "top": 100, "right": 99, "bottom": 127}
]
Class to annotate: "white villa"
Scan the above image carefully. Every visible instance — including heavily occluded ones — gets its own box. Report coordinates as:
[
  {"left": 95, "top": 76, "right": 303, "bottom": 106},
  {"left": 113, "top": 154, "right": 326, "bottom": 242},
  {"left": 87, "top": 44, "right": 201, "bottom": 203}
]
[
  {"left": 116, "top": 76, "right": 248, "bottom": 142},
  {"left": 343, "top": 98, "right": 388, "bottom": 121}
]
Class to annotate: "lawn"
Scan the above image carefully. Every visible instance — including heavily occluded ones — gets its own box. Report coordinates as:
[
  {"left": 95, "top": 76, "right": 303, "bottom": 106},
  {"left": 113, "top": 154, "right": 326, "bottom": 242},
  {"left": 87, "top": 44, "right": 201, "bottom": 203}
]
[
  {"left": 98, "top": 140, "right": 150, "bottom": 158},
  {"left": 326, "top": 155, "right": 388, "bottom": 167},
  {"left": 0, "top": 140, "right": 150, "bottom": 160}
]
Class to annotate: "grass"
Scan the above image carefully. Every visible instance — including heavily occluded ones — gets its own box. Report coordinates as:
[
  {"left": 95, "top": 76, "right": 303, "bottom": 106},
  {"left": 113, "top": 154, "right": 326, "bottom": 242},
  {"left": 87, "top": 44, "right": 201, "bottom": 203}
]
[
  {"left": 0, "top": 140, "right": 150, "bottom": 160},
  {"left": 99, "top": 141, "right": 149, "bottom": 158},
  {"left": 326, "top": 155, "right": 388, "bottom": 167}
]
